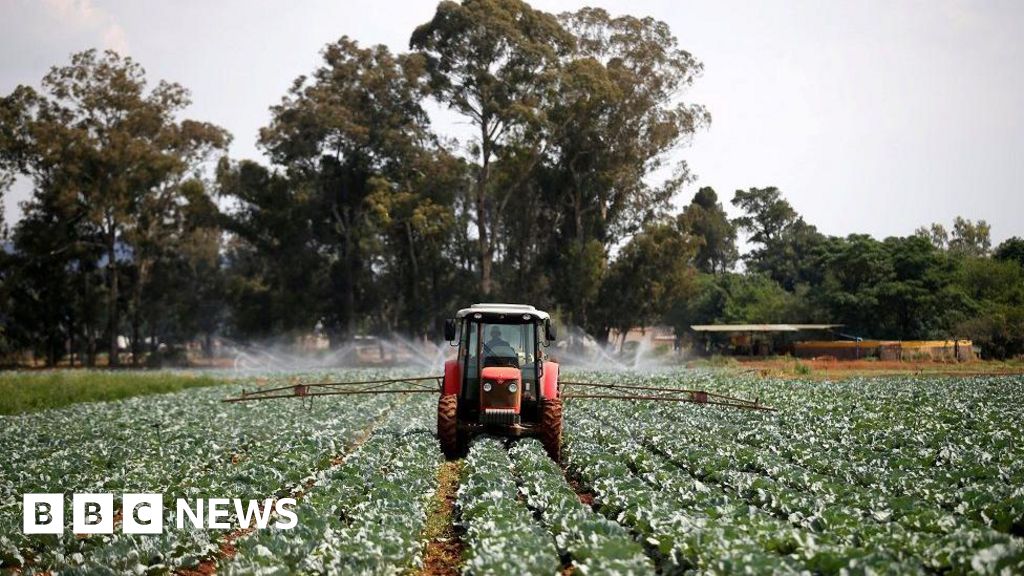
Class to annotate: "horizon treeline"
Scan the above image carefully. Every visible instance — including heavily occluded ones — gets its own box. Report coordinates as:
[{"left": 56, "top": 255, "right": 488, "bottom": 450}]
[{"left": 1, "top": 0, "right": 1022, "bottom": 366}]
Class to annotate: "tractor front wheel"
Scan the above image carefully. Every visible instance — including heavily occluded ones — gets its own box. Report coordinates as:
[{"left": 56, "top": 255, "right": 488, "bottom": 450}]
[
  {"left": 437, "top": 394, "right": 462, "bottom": 459},
  {"left": 540, "top": 398, "right": 563, "bottom": 461}
]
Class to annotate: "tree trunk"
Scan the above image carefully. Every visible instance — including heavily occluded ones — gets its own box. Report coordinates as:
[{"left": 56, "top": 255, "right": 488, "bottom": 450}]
[
  {"left": 130, "top": 260, "right": 148, "bottom": 367},
  {"left": 107, "top": 226, "right": 120, "bottom": 367},
  {"left": 131, "top": 300, "right": 141, "bottom": 367},
  {"left": 405, "top": 222, "right": 419, "bottom": 334},
  {"left": 150, "top": 320, "right": 158, "bottom": 354},
  {"left": 46, "top": 330, "right": 57, "bottom": 367},
  {"left": 343, "top": 248, "right": 357, "bottom": 343},
  {"left": 476, "top": 181, "right": 491, "bottom": 296},
  {"left": 68, "top": 313, "right": 76, "bottom": 368},
  {"left": 477, "top": 119, "right": 493, "bottom": 296},
  {"left": 86, "top": 323, "right": 96, "bottom": 367},
  {"left": 83, "top": 271, "right": 96, "bottom": 367}
]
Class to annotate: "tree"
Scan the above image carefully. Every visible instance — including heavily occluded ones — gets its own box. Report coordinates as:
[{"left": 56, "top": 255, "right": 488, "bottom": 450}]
[
  {"left": 366, "top": 150, "right": 473, "bottom": 337},
  {"left": 135, "top": 178, "right": 226, "bottom": 363},
  {"left": 914, "top": 223, "right": 948, "bottom": 250},
  {"left": 4, "top": 182, "right": 85, "bottom": 365},
  {"left": 678, "top": 187, "right": 736, "bottom": 274},
  {"left": 916, "top": 217, "right": 991, "bottom": 257},
  {"left": 411, "top": 0, "right": 573, "bottom": 295},
  {"left": 994, "top": 236, "right": 1024, "bottom": 269},
  {"left": 1, "top": 50, "right": 228, "bottom": 365},
  {"left": 811, "top": 234, "right": 894, "bottom": 338},
  {"left": 0, "top": 86, "right": 39, "bottom": 359},
  {"left": 219, "top": 160, "right": 325, "bottom": 339},
  {"left": 596, "top": 220, "right": 697, "bottom": 345},
  {"left": 874, "top": 235, "right": 964, "bottom": 339},
  {"left": 732, "top": 187, "right": 823, "bottom": 290},
  {"left": 732, "top": 187, "right": 797, "bottom": 247},
  {"left": 948, "top": 217, "right": 991, "bottom": 258},
  {"left": 546, "top": 7, "right": 709, "bottom": 331},
  {"left": 958, "top": 257, "right": 1024, "bottom": 306},
  {"left": 252, "top": 37, "right": 447, "bottom": 342},
  {"left": 1, "top": 87, "right": 38, "bottom": 233},
  {"left": 259, "top": 38, "right": 423, "bottom": 339},
  {"left": 955, "top": 308, "right": 1024, "bottom": 359},
  {"left": 953, "top": 257, "right": 1024, "bottom": 358}
]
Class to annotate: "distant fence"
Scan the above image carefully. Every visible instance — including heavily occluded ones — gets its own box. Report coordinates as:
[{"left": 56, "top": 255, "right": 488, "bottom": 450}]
[{"left": 793, "top": 340, "right": 974, "bottom": 361}]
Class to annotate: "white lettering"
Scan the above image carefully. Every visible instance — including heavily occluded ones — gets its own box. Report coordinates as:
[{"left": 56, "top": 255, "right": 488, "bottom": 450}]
[
  {"left": 207, "top": 498, "right": 231, "bottom": 529},
  {"left": 72, "top": 494, "right": 113, "bottom": 534},
  {"left": 234, "top": 498, "right": 274, "bottom": 529},
  {"left": 123, "top": 493, "right": 163, "bottom": 534},
  {"left": 24, "top": 494, "right": 63, "bottom": 534},
  {"left": 274, "top": 498, "right": 298, "bottom": 530},
  {"left": 176, "top": 498, "right": 203, "bottom": 529}
]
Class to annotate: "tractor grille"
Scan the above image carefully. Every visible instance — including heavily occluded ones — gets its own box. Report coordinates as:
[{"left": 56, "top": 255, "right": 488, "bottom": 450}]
[
  {"left": 482, "top": 379, "right": 517, "bottom": 407},
  {"left": 481, "top": 408, "right": 519, "bottom": 425}
]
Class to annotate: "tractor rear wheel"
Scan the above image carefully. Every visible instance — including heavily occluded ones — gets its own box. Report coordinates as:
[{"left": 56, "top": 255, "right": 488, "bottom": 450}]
[
  {"left": 437, "top": 394, "right": 461, "bottom": 459},
  {"left": 540, "top": 398, "right": 563, "bottom": 461}
]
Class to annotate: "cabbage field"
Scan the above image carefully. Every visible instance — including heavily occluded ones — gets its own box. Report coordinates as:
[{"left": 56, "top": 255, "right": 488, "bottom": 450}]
[{"left": 1, "top": 369, "right": 1023, "bottom": 575}]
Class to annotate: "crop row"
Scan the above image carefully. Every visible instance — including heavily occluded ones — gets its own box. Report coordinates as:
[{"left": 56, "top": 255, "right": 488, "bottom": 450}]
[
  {"left": 0, "top": 371, "right": 401, "bottom": 572},
  {"left": 457, "top": 437, "right": 561, "bottom": 574},
  {"left": 562, "top": 371, "right": 1024, "bottom": 575},
  {"left": 565, "top": 407, "right": 862, "bottom": 574},
  {"left": 224, "top": 393, "right": 442, "bottom": 575},
  {"left": 508, "top": 439, "right": 653, "bottom": 574}
]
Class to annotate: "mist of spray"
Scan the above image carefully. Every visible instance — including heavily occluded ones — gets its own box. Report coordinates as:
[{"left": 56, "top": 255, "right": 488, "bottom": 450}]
[
  {"left": 217, "top": 335, "right": 453, "bottom": 375},
  {"left": 217, "top": 322, "right": 684, "bottom": 376},
  {"left": 548, "top": 325, "right": 684, "bottom": 374}
]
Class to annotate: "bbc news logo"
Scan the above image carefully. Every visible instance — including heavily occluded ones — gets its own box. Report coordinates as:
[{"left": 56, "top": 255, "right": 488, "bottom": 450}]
[{"left": 23, "top": 494, "right": 298, "bottom": 534}]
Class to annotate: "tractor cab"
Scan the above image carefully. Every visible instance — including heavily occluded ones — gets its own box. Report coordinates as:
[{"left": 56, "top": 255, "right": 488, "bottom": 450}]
[{"left": 439, "top": 303, "right": 561, "bottom": 458}]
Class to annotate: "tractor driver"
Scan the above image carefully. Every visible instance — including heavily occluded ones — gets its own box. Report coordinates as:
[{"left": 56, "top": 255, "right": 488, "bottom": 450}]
[
  {"left": 487, "top": 326, "right": 511, "bottom": 350},
  {"left": 485, "top": 325, "right": 519, "bottom": 367}
]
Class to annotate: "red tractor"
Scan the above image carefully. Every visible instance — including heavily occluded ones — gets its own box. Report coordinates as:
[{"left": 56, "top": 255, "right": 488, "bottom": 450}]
[
  {"left": 224, "top": 303, "right": 772, "bottom": 461},
  {"left": 438, "top": 303, "right": 562, "bottom": 459}
]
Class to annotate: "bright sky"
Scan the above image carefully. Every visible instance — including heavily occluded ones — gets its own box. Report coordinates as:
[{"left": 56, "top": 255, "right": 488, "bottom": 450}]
[{"left": 3, "top": 0, "right": 1023, "bottom": 244}]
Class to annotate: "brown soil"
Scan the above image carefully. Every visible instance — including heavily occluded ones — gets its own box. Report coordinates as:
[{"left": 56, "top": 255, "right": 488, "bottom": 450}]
[
  {"left": 566, "top": 476, "right": 595, "bottom": 507},
  {"left": 177, "top": 521, "right": 259, "bottom": 576},
  {"left": 418, "top": 461, "right": 464, "bottom": 576}
]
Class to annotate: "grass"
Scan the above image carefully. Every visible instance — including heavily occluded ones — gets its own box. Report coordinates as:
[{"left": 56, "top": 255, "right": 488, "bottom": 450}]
[
  {"left": 0, "top": 370, "right": 225, "bottom": 415},
  {"left": 686, "top": 355, "right": 741, "bottom": 369},
  {"left": 793, "top": 360, "right": 813, "bottom": 375}
]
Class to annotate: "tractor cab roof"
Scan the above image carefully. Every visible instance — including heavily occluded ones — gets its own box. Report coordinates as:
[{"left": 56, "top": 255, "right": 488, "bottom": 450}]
[{"left": 455, "top": 303, "right": 551, "bottom": 322}]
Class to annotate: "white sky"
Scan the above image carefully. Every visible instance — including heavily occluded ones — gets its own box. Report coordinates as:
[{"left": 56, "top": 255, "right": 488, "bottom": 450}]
[{"left": 2, "top": 0, "right": 1022, "bottom": 244}]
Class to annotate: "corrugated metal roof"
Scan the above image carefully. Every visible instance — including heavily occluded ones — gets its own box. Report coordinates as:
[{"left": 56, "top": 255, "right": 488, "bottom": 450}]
[{"left": 690, "top": 324, "right": 842, "bottom": 332}]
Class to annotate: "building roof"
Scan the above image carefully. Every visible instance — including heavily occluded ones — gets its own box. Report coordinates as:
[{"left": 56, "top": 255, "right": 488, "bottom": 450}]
[
  {"left": 456, "top": 303, "right": 551, "bottom": 321},
  {"left": 690, "top": 324, "right": 843, "bottom": 332}
]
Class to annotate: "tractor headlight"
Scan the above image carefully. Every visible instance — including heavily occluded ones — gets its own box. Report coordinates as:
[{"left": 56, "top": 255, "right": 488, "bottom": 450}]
[
  {"left": 507, "top": 382, "right": 517, "bottom": 393},
  {"left": 482, "top": 382, "right": 493, "bottom": 392}
]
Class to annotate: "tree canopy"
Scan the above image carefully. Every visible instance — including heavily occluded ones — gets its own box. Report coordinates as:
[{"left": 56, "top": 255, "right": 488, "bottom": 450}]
[{"left": 1, "top": 2, "right": 1022, "bottom": 364}]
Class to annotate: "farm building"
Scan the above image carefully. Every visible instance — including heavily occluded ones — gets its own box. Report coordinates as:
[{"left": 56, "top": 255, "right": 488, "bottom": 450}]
[
  {"left": 689, "top": 324, "right": 843, "bottom": 356},
  {"left": 688, "top": 324, "right": 975, "bottom": 361},
  {"left": 793, "top": 340, "right": 975, "bottom": 361}
]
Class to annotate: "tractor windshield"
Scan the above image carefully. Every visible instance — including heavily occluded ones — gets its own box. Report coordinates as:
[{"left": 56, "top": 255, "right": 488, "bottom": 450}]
[{"left": 462, "top": 320, "right": 539, "bottom": 398}]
